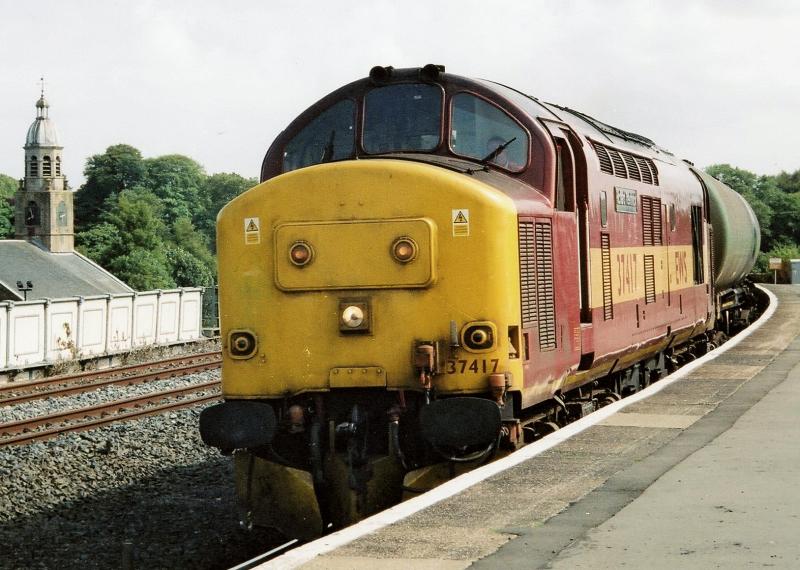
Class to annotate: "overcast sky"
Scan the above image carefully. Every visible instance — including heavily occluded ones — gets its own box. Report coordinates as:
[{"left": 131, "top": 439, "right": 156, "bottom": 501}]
[{"left": 1, "top": 0, "right": 798, "bottom": 188}]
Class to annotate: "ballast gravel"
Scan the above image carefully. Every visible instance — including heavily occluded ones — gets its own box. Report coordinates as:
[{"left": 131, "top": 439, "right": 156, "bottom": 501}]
[
  {"left": 0, "top": 399, "right": 283, "bottom": 569},
  {"left": 0, "top": 369, "right": 221, "bottom": 425}
]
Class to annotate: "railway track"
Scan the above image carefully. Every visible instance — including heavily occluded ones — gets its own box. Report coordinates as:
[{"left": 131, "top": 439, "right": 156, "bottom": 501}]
[
  {"left": 0, "top": 351, "right": 223, "bottom": 447},
  {"left": 0, "top": 351, "right": 222, "bottom": 405}
]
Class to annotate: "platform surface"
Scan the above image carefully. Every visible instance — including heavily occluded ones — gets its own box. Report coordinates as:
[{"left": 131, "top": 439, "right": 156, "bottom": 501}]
[{"left": 276, "top": 285, "right": 800, "bottom": 569}]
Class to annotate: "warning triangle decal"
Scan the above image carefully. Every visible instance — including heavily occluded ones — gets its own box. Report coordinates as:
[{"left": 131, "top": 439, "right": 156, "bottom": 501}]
[
  {"left": 246, "top": 220, "right": 259, "bottom": 232},
  {"left": 453, "top": 211, "right": 468, "bottom": 224}
]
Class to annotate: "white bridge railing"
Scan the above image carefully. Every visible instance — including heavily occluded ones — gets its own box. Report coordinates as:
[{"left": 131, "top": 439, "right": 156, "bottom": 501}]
[{"left": 0, "top": 288, "right": 203, "bottom": 370}]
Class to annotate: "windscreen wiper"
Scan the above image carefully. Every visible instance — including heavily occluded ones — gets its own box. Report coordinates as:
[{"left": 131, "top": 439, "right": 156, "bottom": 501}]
[
  {"left": 480, "top": 136, "right": 516, "bottom": 164},
  {"left": 321, "top": 130, "right": 336, "bottom": 163}
]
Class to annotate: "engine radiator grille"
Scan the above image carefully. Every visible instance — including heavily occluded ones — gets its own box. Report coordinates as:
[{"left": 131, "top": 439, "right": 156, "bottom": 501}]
[
  {"left": 519, "top": 222, "right": 537, "bottom": 327},
  {"left": 641, "top": 196, "right": 663, "bottom": 246},
  {"left": 592, "top": 141, "right": 660, "bottom": 186},
  {"left": 644, "top": 254, "right": 656, "bottom": 304},
  {"left": 519, "top": 221, "right": 557, "bottom": 351},
  {"left": 601, "top": 232, "right": 614, "bottom": 320}
]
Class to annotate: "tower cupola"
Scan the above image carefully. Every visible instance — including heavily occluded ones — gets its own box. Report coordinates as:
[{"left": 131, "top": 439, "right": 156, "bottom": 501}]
[
  {"left": 15, "top": 83, "right": 73, "bottom": 252},
  {"left": 26, "top": 95, "right": 61, "bottom": 147}
]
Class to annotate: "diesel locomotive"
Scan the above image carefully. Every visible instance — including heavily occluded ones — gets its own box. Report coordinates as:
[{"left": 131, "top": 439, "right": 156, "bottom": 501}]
[{"left": 200, "top": 64, "right": 760, "bottom": 539}]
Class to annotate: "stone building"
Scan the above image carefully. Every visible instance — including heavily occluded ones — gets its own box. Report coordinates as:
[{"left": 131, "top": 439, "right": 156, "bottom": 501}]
[
  {"left": 15, "top": 91, "right": 73, "bottom": 251},
  {"left": 0, "top": 90, "right": 132, "bottom": 301}
]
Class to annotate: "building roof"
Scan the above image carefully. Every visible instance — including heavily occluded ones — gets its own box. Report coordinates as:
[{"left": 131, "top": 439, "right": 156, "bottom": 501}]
[
  {"left": 0, "top": 240, "right": 133, "bottom": 301},
  {"left": 25, "top": 95, "right": 61, "bottom": 147}
]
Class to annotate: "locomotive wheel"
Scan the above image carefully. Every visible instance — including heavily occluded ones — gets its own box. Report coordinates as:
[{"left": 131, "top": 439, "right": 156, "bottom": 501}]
[
  {"left": 523, "top": 420, "right": 560, "bottom": 442},
  {"left": 598, "top": 392, "right": 622, "bottom": 408}
]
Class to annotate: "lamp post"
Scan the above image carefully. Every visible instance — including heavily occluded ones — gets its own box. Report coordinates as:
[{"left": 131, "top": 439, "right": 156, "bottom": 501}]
[{"left": 16, "top": 280, "right": 33, "bottom": 301}]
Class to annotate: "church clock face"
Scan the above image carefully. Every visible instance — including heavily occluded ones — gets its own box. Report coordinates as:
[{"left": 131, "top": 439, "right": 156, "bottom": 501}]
[{"left": 57, "top": 200, "right": 67, "bottom": 227}]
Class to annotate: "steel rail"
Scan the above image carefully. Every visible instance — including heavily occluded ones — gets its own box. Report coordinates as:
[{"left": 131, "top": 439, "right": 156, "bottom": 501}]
[
  {"left": 0, "top": 350, "right": 222, "bottom": 397},
  {"left": 0, "top": 389, "right": 221, "bottom": 447},
  {"left": 0, "top": 358, "right": 221, "bottom": 405},
  {"left": 0, "top": 379, "right": 221, "bottom": 437}
]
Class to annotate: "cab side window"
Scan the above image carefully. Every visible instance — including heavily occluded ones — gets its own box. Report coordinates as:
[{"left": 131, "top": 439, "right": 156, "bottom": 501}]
[{"left": 450, "top": 93, "right": 528, "bottom": 171}]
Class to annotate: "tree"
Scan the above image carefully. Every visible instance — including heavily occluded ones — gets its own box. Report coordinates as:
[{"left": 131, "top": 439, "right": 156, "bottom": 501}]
[
  {"left": 107, "top": 248, "right": 175, "bottom": 290},
  {"left": 172, "top": 217, "right": 215, "bottom": 270},
  {"left": 199, "top": 172, "right": 256, "bottom": 249},
  {"left": 0, "top": 173, "right": 18, "bottom": 238},
  {"left": 775, "top": 170, "right": 800, "bottom": 194},
  {"left": 75, "top": 221, "right": 122, "bottom": 262},
  {"left": 165, "top": 244, "right": 214, "bottom": 287},
  {"left": 102, "top": 188, "right": 168, "bottom": 254},
  {"left": 76, "top": 188, "right": 174, "bottom": 290},
  {"left": 74, "top": 144, "right": 146, "bottom": 230},
  {"left": 143, "top": 155, "right": 207, "bottom": 225}
]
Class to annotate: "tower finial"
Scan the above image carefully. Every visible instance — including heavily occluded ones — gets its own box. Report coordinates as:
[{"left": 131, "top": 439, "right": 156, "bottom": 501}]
[{"left": 39, "top": 76, "right": 45, "bottom": 98}]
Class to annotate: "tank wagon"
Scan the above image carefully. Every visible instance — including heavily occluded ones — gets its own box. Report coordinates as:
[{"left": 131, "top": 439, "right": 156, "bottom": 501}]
[{"left": 200, "top": 65, "right": 760, "bottom": 539}]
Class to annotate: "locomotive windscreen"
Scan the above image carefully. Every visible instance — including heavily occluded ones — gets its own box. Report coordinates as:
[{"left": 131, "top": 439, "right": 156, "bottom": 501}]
[
  {"left": 283, "top": 99, "right": 356, "bottom": 172},
  {"left": 362, "top": 83, "right": 443, "bottom": 153}
]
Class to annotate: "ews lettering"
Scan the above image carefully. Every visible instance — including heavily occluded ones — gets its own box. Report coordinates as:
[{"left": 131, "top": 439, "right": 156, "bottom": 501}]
[{"left": 673, "top": 251, "right": 688, "bottom": 285}]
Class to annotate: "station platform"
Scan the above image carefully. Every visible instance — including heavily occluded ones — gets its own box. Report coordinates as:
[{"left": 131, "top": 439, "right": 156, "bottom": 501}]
[{"left": 266, "top": 284, "right": 799, "bottom": 569}]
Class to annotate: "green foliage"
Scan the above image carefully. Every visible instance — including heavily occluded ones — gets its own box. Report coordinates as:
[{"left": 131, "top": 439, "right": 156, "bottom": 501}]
[
  {"left": 75, "top": 144, "right": 146, "bottom": 230},
  {"left": 0, "top": 173, "right": 18, "bottom": 238},
  {"left": 74, "top": 144, "right": 254, "bottom": 290},
  {"left": 165, "top": 244, "right": 214, "bottom": 287},
  {"left": 107, "top": 248, "right": 176, "bottom": 290},
  {"left": 200, "top": 172, "right": 256, "bottom": 250},
  {"left": 172, "top": 217, "right": 214, "bottom": 269},
  {"left": 775, "top": 170, "right": 800, "bottom": 194},
  {"left": 143, "top": 155, "right": 207, "bottom": 225},
  {"left": 75, "top": 221, "right": 122, "bottom": 261}
]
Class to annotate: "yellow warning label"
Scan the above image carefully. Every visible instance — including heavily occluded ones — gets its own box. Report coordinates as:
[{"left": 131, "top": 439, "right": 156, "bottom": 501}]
[
  {"left": 452, "top": 209, "right": 470, "bottom": 237},
  {"left": 244, "top": 217, "right": 261, "bottom": 245}
]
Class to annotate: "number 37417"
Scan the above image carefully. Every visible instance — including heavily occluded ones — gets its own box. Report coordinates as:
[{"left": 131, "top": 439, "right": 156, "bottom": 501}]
[{"left": 445, "top": 359, "right": 500, "bottom": 374}]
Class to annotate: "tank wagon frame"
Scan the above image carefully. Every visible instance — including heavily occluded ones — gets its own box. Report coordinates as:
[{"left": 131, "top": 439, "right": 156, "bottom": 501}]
[{"left": 201, "top": 65, "right": 760, "bottom": 539}]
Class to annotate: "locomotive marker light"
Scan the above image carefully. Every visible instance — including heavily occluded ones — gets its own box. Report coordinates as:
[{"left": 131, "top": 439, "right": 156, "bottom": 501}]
[
  {"left": 391, "top": 236, "right": 418, "bottom": 263},
  {"left": 228, "top": 330, "right": 258, "bottom": 359},
  {"left": 289, "top": 241, "right": 314, "bottom": 266},
  {"left": 461, "top": 321, "right": 497, "bottom": 352}
]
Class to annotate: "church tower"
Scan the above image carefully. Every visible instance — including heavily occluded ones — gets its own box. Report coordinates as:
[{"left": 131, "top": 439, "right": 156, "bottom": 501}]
[{"left": 15, "top": 86, "right": 74, "bottom": 252}]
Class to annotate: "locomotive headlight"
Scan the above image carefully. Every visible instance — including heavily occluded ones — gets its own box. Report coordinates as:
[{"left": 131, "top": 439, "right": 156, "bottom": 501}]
[
  {"left": 289, "top": 241, "right": 314, "bottom": 266},
  {"left": 228, "top": 330, "right": 257, "bottom": 359},
  {"left": 342, "top": 306, "right": 364, "bottom": 328},
  {"left": 391, "top": 237, "right": 418, "bottom": 263},
  {"left": 461, "top": 321, "right": 497, "bottom": 352},
  {"left": 339, "top": 299, "right": 371, "bottom": 333}
]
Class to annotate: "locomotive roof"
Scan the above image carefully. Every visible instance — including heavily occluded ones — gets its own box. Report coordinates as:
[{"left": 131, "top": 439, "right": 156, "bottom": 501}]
[
  {"left": 468, "top": 76, "right": 672, "bottom": 157},
  {"left": 260, "top": 65, "right": 675, "bottom": 183}
]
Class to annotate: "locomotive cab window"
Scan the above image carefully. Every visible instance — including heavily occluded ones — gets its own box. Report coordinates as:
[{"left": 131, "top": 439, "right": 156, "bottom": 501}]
[
  {"left": 362, "top": 83, "right": 443, "bottom": 154},
  {"left": 450, "top": 93, "right": 528, "bottom": 172},
  {"left": 283, "top": 99, "right": 356, "bottom": 172}
]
